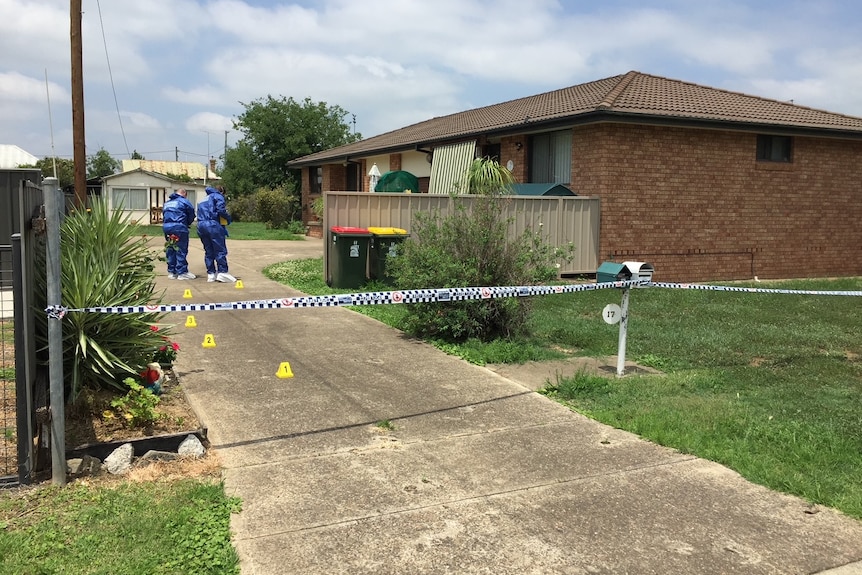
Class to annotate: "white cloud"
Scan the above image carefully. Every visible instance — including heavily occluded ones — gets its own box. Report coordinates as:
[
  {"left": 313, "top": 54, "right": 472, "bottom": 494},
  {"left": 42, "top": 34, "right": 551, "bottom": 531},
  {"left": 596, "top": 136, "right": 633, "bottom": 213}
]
[
  {"left": 185, "top": 111, "right": 234, "bottom": 133},
  {"left": 4, "top": 0, "right": 862, "bottom": 160}
]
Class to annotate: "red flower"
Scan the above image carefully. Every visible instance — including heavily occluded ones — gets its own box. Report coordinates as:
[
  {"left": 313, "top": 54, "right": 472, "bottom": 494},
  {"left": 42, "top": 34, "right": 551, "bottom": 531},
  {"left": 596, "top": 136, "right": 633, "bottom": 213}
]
[
  {"left": 171, "top": 342, "right": 180, "bottom": 351},
  {"left": 150, "top": 325, "right": 159, "bottom": 332}
]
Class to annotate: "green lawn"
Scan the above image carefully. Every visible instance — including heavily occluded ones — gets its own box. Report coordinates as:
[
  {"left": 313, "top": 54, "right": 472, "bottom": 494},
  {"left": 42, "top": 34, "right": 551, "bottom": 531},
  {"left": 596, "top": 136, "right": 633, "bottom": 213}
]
[
  {"left": 264, "top": 259, "right": 862, "bottom": 520},
  {"left": 0, "top": 479, "right": 240, "bottom": 574}
]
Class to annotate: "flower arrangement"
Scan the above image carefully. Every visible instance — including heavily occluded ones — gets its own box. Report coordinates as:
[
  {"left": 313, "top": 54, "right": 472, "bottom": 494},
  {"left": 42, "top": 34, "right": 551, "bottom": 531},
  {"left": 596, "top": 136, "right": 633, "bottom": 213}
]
[
  {"left": 164, "top": 233, "right": 180, "bottom": 252},
  {"left": 149, "top": 325, "right": 180, "bottom": 365}
]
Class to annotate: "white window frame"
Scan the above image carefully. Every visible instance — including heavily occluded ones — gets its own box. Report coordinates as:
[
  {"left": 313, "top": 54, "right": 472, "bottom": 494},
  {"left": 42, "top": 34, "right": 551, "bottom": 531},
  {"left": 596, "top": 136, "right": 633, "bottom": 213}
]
[{"left": 111, "top": 187, "right": 149, "bottom": 210}]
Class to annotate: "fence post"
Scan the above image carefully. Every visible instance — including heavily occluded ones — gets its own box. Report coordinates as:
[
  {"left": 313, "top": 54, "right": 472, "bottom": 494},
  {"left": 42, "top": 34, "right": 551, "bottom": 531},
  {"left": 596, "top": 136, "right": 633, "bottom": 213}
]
[
  {"left": 616, "top": 287, "right": 631, "bottom": 377},
  {"left": 43, "top": 177, "right": 66, "bottom": 486}
]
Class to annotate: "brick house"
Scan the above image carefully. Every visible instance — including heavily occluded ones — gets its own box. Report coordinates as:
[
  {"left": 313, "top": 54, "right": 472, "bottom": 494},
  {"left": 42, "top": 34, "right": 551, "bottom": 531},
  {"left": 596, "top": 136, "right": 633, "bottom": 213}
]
[{"left": 288, "top": 71, "right": 862, "bottom": 281}]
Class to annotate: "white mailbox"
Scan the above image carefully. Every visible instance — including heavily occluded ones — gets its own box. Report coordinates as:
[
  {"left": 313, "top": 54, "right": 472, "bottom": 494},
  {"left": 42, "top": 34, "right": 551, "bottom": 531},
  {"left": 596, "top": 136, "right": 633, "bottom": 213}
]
[{"left": 622, "top": 261, "right": 654, "bottom": 284}]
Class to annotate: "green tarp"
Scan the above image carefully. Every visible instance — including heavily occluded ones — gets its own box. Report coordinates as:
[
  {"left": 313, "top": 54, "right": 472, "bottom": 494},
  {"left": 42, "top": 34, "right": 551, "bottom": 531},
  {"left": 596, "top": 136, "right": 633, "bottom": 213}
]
[{"left": 374, "top": 170, "right": 419, "bottom": 193}]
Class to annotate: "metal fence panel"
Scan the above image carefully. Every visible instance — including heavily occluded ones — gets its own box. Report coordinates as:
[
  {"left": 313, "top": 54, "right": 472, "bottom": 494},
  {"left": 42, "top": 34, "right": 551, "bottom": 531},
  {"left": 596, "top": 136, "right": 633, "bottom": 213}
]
[
  {"left": 1, "top": 175, "right": 43, "bottom": 485},
  {"left": 324, "top": 192, "right": 600, "bottom": 282}
]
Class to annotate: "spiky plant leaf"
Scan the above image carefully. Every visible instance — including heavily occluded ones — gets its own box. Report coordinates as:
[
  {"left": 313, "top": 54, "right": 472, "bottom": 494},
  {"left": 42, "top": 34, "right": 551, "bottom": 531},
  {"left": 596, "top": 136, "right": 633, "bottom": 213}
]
[{"left": 35, "top": 198, "right": 172, "bottom": 401}]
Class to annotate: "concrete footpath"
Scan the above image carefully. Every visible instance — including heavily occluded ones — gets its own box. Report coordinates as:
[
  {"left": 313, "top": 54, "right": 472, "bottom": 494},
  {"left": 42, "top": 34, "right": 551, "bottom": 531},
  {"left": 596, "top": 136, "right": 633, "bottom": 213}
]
[{"left": 159, "top": 238, "right": 862, "bottom": 575}]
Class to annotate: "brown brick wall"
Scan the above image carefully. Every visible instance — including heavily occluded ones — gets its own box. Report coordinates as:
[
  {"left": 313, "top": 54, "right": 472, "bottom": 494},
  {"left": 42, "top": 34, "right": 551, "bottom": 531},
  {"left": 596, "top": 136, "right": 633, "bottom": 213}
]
[
  {"left": 573, "top": 124, "right": 862, "bottom": 281},
  {"left": 501, "top": 136, "right": 528, "bottom": 182}
]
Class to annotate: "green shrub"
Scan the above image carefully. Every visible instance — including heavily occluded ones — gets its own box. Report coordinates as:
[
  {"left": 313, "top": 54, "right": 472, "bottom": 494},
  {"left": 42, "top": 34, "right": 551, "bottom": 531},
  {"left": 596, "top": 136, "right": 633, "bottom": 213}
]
[
  {"left": 253, "top": 186, "right": 299, "bottom": 229},
  {"left": 34, "top": 199, "right": 172, "bottom": 401},
  {"left": 226, "top": 195, "right": 256, "bottom": 223},
  {"left": 388, "top": 158, "right": 573, "bottom": 342}
]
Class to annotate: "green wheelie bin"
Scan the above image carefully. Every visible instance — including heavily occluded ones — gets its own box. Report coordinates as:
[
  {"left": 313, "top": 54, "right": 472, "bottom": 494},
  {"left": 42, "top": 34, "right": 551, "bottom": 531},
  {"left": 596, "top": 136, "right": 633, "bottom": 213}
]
[
  {"left": 368, "top": 227, "right": 409, "bottom": 284},
  {"left": 328, "top": 226, "right": 372, "bottom": 288}
]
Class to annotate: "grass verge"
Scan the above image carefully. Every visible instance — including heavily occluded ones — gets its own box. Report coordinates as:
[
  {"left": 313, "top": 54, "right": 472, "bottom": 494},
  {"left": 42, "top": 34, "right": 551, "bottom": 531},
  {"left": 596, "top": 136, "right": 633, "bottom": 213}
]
[
  {"left": 0, "top": 470, "right": 241, "bottom": 574},
  {"left": 264, "top": 259, "right": 862, "bottom": 520}
]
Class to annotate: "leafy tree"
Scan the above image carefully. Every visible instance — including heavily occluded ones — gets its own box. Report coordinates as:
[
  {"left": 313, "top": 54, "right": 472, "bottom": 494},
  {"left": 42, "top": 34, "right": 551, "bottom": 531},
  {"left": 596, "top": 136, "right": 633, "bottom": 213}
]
[
  {"left": 221, "top": 96, "right": 361, "bottom": 197},
  {"left": 87, "top": 147, "right": 121, "bottom": 178},
  {"left": 20, "top": 157, "right": 75, "bottom": 189},
  {"left": 165, "top": 172, "right": 194, "bottom": 183},
  {"left": 131, "top": 150, "right": 145, "bottom": 159},
  {"left": 221, "top": 141, "right": 259, "bottom": 198}
]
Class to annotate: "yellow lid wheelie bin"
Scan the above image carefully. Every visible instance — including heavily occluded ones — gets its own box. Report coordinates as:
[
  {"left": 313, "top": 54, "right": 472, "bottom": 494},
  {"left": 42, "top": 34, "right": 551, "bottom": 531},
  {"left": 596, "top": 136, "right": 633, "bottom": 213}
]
[{"left": 368, "top": 227, "right": 409, "bottom": 284}]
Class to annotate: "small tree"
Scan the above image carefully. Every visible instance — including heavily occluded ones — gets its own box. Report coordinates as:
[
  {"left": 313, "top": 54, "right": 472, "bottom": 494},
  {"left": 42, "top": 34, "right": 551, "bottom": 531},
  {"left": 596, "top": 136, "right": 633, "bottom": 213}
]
[
  {"left": 20, "top": 157, "right": 75, "bottom": 189},
  {"left": 87, "top": 147, "right": 121, "bottom": 178},
  {"left": 389, "top": 158, "right": 572, "bottom": 341}
]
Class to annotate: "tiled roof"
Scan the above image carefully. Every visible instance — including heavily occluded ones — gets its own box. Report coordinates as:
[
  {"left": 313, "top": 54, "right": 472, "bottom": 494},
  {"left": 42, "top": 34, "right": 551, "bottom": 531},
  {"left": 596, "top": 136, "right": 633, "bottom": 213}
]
[{"left": 290, "top": 71, "right": 862, "bottom": 166}]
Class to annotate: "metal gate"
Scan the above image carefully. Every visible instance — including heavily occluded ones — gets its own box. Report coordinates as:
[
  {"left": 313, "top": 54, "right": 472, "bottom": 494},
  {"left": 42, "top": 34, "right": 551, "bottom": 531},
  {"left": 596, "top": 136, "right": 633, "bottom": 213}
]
[{"left": 1, "top": 170, "right": 44, "bottom": 485}]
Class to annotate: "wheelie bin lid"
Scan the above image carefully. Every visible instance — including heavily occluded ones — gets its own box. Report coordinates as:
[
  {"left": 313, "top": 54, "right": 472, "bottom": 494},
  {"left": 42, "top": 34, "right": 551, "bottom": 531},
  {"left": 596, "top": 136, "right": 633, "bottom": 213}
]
[
  {"left": 368, "top": 227, "right": 408, "bottom": 235},
  {"left": 330, "top": 226, "right": 371, "bottom": 235}
]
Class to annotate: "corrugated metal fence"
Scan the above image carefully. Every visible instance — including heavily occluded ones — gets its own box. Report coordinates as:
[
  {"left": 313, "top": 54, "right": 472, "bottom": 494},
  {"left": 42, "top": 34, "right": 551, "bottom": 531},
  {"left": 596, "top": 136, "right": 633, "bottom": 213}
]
[{"left": 323, "top": 192, "right": 601, "bottom": 280}]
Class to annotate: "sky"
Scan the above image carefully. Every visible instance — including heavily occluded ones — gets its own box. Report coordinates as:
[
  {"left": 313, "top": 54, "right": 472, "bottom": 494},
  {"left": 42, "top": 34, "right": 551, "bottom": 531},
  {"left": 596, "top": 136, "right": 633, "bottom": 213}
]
[{"left": 2, "top": 0, "right": 862, "bottom": 166}]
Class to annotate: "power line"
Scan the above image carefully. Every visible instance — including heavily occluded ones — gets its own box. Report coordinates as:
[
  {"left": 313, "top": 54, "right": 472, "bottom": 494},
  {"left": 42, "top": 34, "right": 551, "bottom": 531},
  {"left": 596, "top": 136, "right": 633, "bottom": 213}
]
[{"left": 96, "top": 0, "right": 130, "bottom": 158}]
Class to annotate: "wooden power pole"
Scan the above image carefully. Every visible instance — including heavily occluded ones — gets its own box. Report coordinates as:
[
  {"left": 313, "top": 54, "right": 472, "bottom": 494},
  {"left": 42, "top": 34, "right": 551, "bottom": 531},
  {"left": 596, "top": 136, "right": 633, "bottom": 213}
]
[{"left": 71, "top": 0, "right": 86, "bottom": 207}]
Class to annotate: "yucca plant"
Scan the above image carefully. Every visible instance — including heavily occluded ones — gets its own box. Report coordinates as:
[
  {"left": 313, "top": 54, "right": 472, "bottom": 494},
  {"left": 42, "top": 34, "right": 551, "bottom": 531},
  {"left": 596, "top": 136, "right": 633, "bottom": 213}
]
[{"left": 34, "top": 198, "right": 172, "bottom": 402}]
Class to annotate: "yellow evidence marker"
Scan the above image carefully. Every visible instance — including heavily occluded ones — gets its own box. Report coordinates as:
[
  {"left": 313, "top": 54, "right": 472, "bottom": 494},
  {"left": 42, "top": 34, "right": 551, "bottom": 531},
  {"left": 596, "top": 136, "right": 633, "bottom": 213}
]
[
  {"left": 235, "top": 280, "right": 244, "bottom": 289},
  {"left": 183, "top": 289, "right": 193, "bottom": 299},
  {"left": 185, "top": 315, "right": 197, "bottom": 328},
  {"left": 202, "top": 334, "right": 216, "bottom": 348},
  {"left": 276, "top": 362, "right": 294, "bottom": 379}
]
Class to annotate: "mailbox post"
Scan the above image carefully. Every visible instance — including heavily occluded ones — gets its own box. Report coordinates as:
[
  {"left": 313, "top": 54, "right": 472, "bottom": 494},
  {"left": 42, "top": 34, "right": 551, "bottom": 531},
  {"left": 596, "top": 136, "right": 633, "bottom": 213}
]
[{"left": 596, "top": 261, "right": 654, "bottom": 376}]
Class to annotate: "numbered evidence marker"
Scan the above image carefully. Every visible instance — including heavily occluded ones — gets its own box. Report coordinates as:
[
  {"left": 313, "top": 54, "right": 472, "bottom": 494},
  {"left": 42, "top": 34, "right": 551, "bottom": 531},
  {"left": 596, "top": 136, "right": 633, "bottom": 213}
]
[
  {"left": 276, "top": 362, "right": 294, "bottom": 379},
  {"left": 602, "top": 303, "right": 623, "bottom": 325},
  {"left": 235, "top": 280, "right": 244, "bottom": 289},
  {"left": 183, "top": 289, "right": 193, "bottom": 299},
  {"left": 185, "top": 315, "right": 197, "bottom": 328},
  {"left": 202, "top": 333, "right": 217, "bottom": 348}
]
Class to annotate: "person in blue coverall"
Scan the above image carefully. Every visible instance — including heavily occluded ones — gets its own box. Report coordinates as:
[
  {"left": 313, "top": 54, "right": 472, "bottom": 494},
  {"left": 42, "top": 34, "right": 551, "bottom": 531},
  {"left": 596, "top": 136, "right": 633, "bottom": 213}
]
[
  {"left": 162, "top": 188, "right": 196, "bottom": 280},
  {"left": 197, "top": 185, "right": 236, "bottom": 282}
]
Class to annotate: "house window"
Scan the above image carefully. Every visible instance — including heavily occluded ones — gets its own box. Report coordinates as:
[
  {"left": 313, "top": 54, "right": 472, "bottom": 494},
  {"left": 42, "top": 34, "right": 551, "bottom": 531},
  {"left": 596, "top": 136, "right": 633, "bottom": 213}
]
[
  {"left": 111, "top": 187, "right": 148, "bottom": 210},
  {"left": 186, "top": 190, "right": 197, "bottom": 206},
  {"left": 310, "top": 166, "right": 322, "bottom": 195},
  {"left": 530, "top": 130, "right": 572, "bottom": 183},
  {"left": 481, "top": 143, "right": 501, "bottom": 162},
  {"left": 756, "top": 135, "right": 792, "bottom": 162}
]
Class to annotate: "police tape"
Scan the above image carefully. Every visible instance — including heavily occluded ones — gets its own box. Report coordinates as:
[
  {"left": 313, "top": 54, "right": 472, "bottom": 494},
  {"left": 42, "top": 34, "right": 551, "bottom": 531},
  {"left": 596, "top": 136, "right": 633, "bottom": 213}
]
[
  {"left": 43, "top": 278, "right": 862, "bottom": 319},
  {"left": 650, "top": 282, "right": 862, "bottom": 297},
  {"left": 45, "top": 279, "right": 648, "bottom": 317}
]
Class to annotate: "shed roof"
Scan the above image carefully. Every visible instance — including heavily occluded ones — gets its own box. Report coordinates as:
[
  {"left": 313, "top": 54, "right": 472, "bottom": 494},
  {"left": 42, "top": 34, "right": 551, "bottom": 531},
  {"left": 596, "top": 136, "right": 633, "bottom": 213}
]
[
  {"left": 121, "top": 159, "right": 219, "bottom": 180},
  {"left": 0, "top": 145, "right": 39, "bottom": 169},
  {"left": 290, "top": 71, "right": 862, "bottom": 166}
]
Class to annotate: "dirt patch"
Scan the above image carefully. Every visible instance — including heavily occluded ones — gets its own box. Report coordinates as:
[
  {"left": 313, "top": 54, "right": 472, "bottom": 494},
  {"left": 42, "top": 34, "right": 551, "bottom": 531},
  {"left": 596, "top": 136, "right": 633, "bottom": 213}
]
[
  {"left": 486, "top": 356, "right": 663, "bottom": 391},
  {"left": 65, "top": 369, "right": 203, "bottom": 449}
]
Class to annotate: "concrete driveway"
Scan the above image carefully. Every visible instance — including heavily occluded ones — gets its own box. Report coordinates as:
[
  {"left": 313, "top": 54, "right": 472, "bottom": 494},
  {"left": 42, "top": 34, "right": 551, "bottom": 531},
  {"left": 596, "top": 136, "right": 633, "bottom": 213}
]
[{"left": 161, "top": 237, "right": 862, "bottom": 575}]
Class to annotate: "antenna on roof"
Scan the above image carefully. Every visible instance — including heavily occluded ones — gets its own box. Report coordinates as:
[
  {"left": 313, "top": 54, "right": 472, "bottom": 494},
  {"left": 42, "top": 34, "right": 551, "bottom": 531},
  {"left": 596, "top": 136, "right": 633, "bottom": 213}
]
[{"left": 44, "top": 69, "right": 58, "bottom": 179}]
